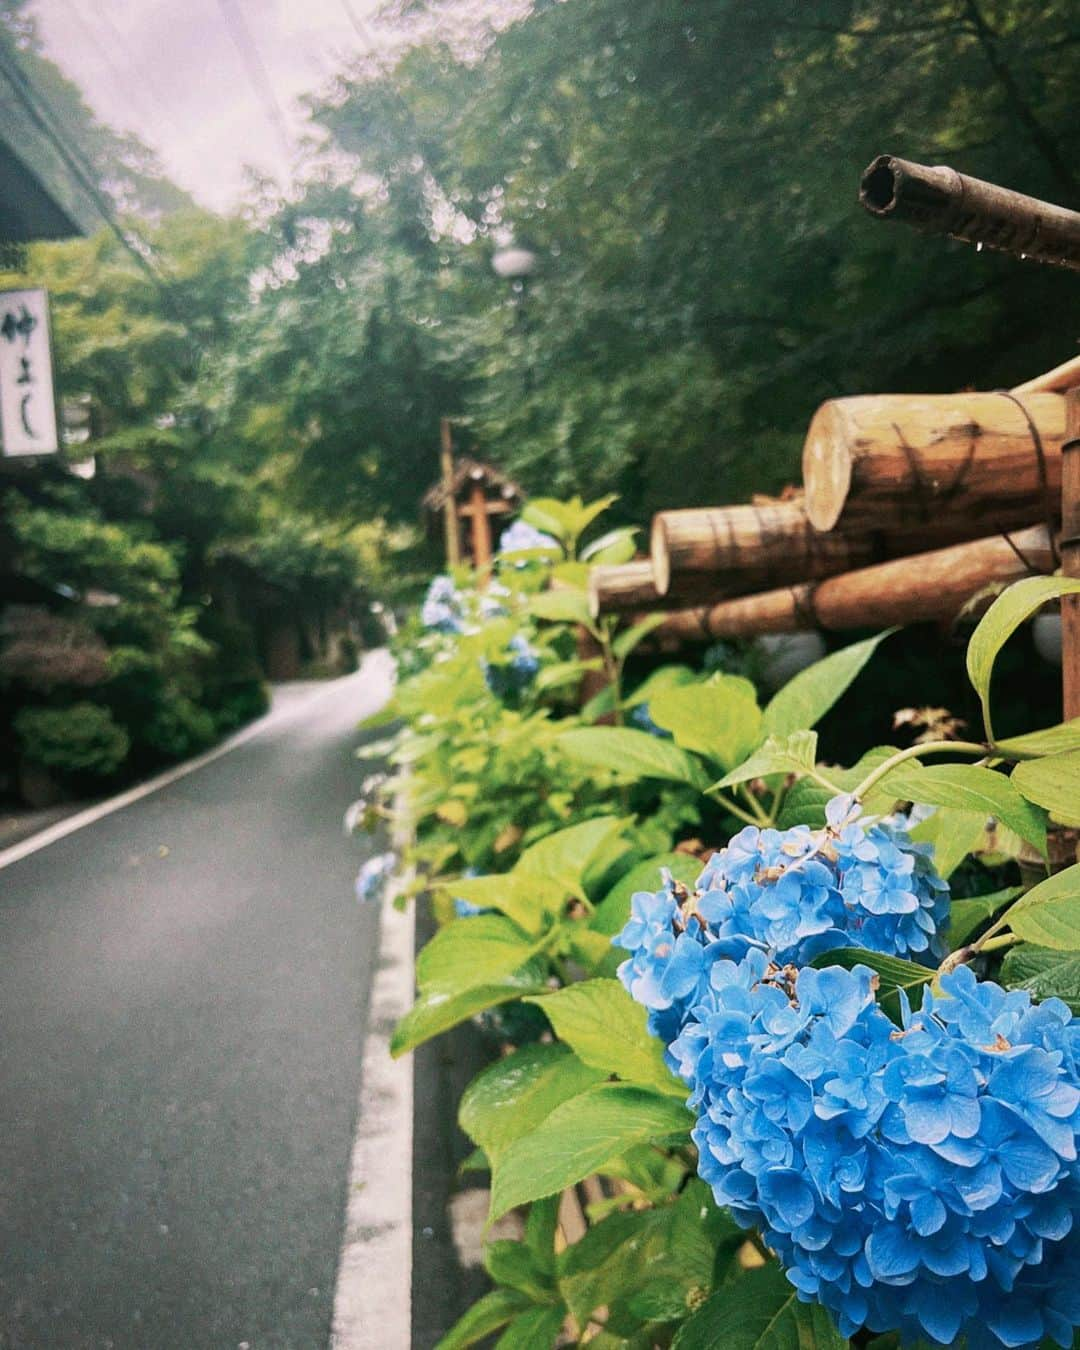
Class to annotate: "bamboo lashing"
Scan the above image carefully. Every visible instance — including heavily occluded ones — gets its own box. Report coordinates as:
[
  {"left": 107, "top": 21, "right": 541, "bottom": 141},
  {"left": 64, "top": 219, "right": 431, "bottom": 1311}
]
[
  {"left": 801, "top": 391, "right": 1064, "bottom": 534},
  {"left": 859, "top": 155, "right": 1080, "bottom": 272},
  {"left": 645, "top": 527, "right": 1055, "bottom": 641}
]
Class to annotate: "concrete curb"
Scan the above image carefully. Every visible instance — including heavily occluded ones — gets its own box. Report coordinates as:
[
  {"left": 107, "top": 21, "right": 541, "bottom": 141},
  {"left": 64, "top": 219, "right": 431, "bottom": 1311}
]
[{"left": 331, "top": 815, "right": 415, "bottom": 1346}]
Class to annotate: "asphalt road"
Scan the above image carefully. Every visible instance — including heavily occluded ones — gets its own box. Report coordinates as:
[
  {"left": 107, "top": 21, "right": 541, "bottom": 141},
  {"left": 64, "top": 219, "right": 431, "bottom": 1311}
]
[{"left": 0, "top": 656, "right": 395, "bottom": 1350}]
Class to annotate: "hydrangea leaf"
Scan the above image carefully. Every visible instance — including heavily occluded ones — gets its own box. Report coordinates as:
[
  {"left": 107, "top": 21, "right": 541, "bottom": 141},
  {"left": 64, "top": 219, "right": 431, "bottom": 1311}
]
[
  {"left": 515, "top": 814, "right": 628, "bottom": 903},
  {"left": 1003, "top": 864, "right": 1080, "bottom": 949},
  {"left": 489, "top": 1085, "right": 693, "bottom": 1220},
  {"left": 875, "top": 762, "right": 1047, "bottom": 857},
  {"left": 1001, "top": 945, "right": 1080, "bottom": 1014},
  {"left": 557, "top": 726, "right": 710, "bottom": 788},
  {"left": 908, "top": 806, "right": 989, "bottom": 878},
  {"left": 995, "top": 717, "right": 1080, "bottom": 758},
  {"left": 415, "top": 913, "right": 542, "bottom": 990},
  {"left": 649, "top": 673, "right": 762, "bottom": 769},
  {"left": 762, "top": 630, "right": 895, "bottom": 740},
  {"left": 483, "top": 1240, "right": 556, "bottom": 1303},
  {"left": 437, "top": 873, "right": 556, "bottom": 935},
  {"left": 591, "top": 852, "right": 704, "bottom": 937},
  {"left": 527, "top": 588, "right": 594, "bottom": 630},
  {"left": 459, "top": 1042, "right": 607, "bottom": 1158},
  {"left": 715, "top": 730, "right": 818, "bottom": 790},
  {"left": 614, "top": 612, "right": 669, "bottom": 661},
  {"left": 672, "top": 1262, "right": 849, "bottom": 1349},
  {"left": 390, "top": 961, "right": 548, "bottom": 1057},
  {"left": 1012, "top": 750, "right": 1080, "bottom": 827},
  {"left": 492, "top": 1304, "right": 567, "bottom": 1350},
  {"left": 533, "top": 657, "right": 602, "bottom": 693},
  {"left": 948, "top": 886, "right": 1025, "bottom": 947},
  {"left": 526, "top": 979, "right": 685, "bottom": 1097},
  {"left": 812, "top": 948, "right": 932, "bottom": 1016},
  {"left": 623, "top": 664, "right": 698, "bottom": 709},
  {"left": 432, "top": 1287, "right": 534, "bottom": 1350},
  {"left": 557, "top": 1208, "right": 667, "bottom": 1328},
  {"left": 966, "top": 576, "right": 1080, "bottom": 741},
  {"left": 776, "top": 747, "right": 899, "bottom": 827},
  {"left": 581, "top": 525, "right": 639, "bottom": 565}
]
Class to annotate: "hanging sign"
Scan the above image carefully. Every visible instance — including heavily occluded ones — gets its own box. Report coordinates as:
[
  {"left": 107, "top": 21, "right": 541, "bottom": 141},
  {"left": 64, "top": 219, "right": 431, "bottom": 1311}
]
[{"left": 0, "top": 287, "right": 59, "bottom": 456}]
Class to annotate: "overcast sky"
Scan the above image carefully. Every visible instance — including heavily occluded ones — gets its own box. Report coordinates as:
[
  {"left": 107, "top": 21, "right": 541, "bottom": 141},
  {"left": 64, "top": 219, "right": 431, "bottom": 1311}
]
[{"left": 30, "top": 0, "right": 381, "bottom": 211}]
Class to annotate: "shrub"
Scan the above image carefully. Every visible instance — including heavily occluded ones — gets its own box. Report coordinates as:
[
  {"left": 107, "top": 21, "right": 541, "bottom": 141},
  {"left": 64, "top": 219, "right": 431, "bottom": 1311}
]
[{"left": 14, "top": 702, "right": 130, "bottom": 779}]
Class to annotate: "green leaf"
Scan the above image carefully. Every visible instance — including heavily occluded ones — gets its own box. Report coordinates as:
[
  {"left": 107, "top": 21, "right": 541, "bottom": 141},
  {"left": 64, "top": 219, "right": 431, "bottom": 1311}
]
[
  {"left": 534, "top": 658, "right": 602, "bottom": 693},
  {"left": 775, "top": 746, "right": 899, "bottom": 828},
  {"left": 1001, "top": 945, "right": 1080, "bottom": 1013},
  {"left": 812, "top": 947, "right": 932, "bottom": 1016},
  {"left": 557, "top": 1208, "right": 664, "bottom": 1328},
  {"left": 716, "top": 730, "right": 819, "bottom": 790},
  {"left": 966, "top": 577, "right": 1080, "bottom": 740},
  {"left": 1012, "top": 750, "right": 1080, "bottom": 826},
  {"left": 493, "top": 1304, "right": 567, "bottom": 1350},
  {"left": 650, "top": 674, "right": 762, "bottom": 770},
  {"left": 949, "top": 887, "right": 1025, "bottom": 947},
  {"left": 489, "top": 1085, "right": 692, "bottom": 1220},
  {"left": 623, "top": 664, "right": 697, "bottom": 709},
  {"left": 390, "top": 962, "right": 548, "bottom": 1057},
  {"left": 673, "top": 1262, "right": 849, "bottom": 1349},
  {"left": 524, "top": 1194, "right": 561, "bottom": 1277},
  {"left": 526, "top": 979, "right": 684, "bottom": 1096},
  {"left": 614, "top": 612, "right": 668, "bottom": 661},
  {"left": 877, "top": 762, "right": 1047, "bottom": 857},
  {"left": 416, "top": 914, "right": 539, "bottom": 989},
  {"left": 591, "top": 852, "right": 704, "bottom": 937},
  {"left": 557, "top": 726, "right": 708, "bottom": 788},
  {"left": 515, "top": 815, "right": 627, "bottom": 903},
  {"left": 909, "top": 807, "right": 989, "bottom": 878},
  {"left": 995, "top": 718, "right": 1080, "bottom": 758},
  {"left": 581, "top": 526, "right": 639, "bottom": 565},
  {"left": 459, "top": 1042, "right": 607, "bottom": 1157},
  {"left": 763, "top": 631, "right": 895, "bottom": 740},
  {"left": 483, "top": 1240, "right": 556, "bottom": 1303},
  {"left": 437, "top": 873, "right": 554, "bottom": 935},
  {"left": 528, "top": 588, "right": 594, "bottom": 629},
  {"left": 1003, "top": 865, "right": 1080, "bottom": 949},
  {"left": 433, "top": 1287, "right": 534, "bottom": 1350}
]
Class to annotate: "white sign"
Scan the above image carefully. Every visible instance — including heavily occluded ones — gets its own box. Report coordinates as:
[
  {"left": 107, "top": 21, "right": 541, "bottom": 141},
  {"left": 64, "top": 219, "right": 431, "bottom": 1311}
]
[{"left": 0, "top": 287, "right": 59, "bottom": 457}]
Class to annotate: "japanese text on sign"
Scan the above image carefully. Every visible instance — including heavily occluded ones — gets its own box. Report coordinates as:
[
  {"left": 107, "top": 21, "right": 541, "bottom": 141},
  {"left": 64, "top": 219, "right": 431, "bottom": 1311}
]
[{"left": 0, "top": 288, "right": 59, "bottom": 457}]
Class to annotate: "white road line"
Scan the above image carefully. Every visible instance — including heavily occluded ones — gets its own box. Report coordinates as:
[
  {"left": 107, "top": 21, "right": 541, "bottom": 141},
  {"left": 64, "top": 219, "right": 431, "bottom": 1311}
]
[
  {"left": 332, "top": 856, "right": 416, "bottom": 1348},
  {"left": 0, "top": 651, "right": 394, "bottom": 873}
]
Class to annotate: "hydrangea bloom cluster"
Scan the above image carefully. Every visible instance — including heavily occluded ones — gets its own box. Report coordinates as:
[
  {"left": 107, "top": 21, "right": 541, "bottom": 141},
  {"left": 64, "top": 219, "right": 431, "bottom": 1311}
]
[
  {"left": 498, "top": 520, "right": 560, "bottom": 556},
  {"left": 355, "top": 851, "right": 396, "bottom": 904},
  {"left": 484, "top": 633, "right": 540, "bottom": 699},
  {"left": 614, "top": 795, "right": 1080, "bottom": 1347},
  {"left": 677, "top": 959, "right": 1080, "bottom": 1349},
  {"left": 421, "top": 575, "right": 464, "bottom": 632}
]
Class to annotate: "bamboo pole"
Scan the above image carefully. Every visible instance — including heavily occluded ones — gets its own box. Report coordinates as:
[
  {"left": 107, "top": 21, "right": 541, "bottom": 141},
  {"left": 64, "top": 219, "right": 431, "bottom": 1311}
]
[
  {"left": 859, "top": 155, "right": 1080, "bottom": 271},
  {"left": 647, "top": 526, "right": 1055, "bottom": 642},
  {"left": 802, "top": 391, "right": 1064, "bottom": 534},
  {"left": 439, "top": 417, "right": 460, "bottom": 568},
  {"left": 1063, "top": 390, "right": 1080, "bottom": 719},
  {"left": 1013, "top": 354, "right": 1080, "bottom": 396},
  {"left": 650, "top": 499, "right": 878, "bottom": 595},
  {"left": 588, "top": 561, "right": 729, "bottom": 618}
]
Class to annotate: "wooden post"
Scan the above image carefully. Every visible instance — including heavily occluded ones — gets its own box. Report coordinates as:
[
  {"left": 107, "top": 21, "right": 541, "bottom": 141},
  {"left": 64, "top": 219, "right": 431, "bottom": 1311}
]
[
  {"left": 439, "top": 417, "right": 460, "bottom": 568},
  {"left": 469, "top": 482, "right": 493, "bottom": 574},
  {"left": 1063, "top": 389, "right": 1080, "bottom": 718}
]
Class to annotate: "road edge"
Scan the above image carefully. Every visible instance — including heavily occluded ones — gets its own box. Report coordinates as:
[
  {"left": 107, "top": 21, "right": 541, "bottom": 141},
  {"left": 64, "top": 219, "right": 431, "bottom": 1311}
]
[{"left": 331, "top": 801, "right": 415, "bottom": 1348}]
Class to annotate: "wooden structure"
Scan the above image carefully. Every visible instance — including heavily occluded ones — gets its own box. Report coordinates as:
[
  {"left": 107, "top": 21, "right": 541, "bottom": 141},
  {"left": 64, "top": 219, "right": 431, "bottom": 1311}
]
[{"left": 422, "top": 453, "right": 524, "bottom": 572}]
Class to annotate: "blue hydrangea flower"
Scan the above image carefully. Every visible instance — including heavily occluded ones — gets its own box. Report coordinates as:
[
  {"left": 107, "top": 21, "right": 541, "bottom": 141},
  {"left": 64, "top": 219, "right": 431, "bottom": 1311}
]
[
  {"left": 498, "top": 520, "right": 560, "bottom": 557},
  {"left": 677, "top": 958, "right": 1080, "bottom": 1349},
  {"left": 421, "top": 575, "right": 464, "bottom": 632},
  {"left": 484, "top": 633, "right": 540, "bottom": 699},
  {"left": 628, "top": 702, "right": 671, "bottom": 738},
  {"left": 355, "top": 851, "right": 396, "bottom": 904}
]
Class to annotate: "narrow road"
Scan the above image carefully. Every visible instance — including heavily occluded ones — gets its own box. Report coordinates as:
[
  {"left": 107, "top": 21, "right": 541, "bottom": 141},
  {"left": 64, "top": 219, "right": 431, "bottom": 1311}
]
[{"left": 0, "top": 655, "right": 395, "bottom": 1349}]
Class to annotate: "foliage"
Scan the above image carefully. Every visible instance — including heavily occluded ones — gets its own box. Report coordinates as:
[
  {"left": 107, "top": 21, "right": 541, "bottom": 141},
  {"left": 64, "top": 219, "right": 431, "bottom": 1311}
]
[
  {"left": 363, "top": 539, "right": 1080, "bottom": 1350},
  {"left": 13, "top": 701, "right": 129, "bottom": 780}
]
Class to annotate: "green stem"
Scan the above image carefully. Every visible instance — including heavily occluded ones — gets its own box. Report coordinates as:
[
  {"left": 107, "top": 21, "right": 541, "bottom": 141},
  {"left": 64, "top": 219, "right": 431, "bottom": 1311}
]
[
  {"left": 978, "top": 932, "right": 1019, "bottom": 955},
  {"left": 705, "top": 787, "right": 766, "bottom": 828},
  {"left": 852, "top": 739, "right": 988, "bottom": 801},
  {"left": 738, "top": 784, "right": 771, "bottom": 825}
]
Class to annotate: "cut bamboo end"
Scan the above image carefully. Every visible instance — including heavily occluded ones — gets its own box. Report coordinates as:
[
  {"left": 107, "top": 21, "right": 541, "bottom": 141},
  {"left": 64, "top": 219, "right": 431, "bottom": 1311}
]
[
  {"left": 650, "top": 515, "right": 672, "bottom": 595},
  {"left": 1013, "top": 353, "right": 1080, "bottom": 396},
  {"left": 802, "top": 391, "right": 1066, "bottom": 536}
]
